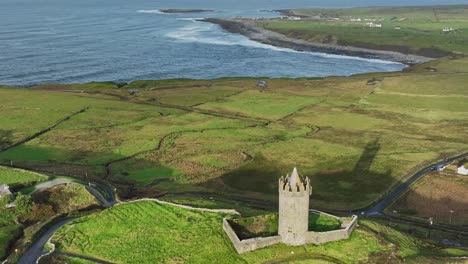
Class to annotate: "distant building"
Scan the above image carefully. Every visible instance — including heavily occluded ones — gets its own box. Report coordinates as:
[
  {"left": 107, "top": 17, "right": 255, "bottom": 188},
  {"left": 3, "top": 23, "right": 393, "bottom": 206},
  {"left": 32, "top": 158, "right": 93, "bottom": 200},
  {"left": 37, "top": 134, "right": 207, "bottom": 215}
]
[
  {"left": 458, "top": 165, "right": 468, "bottom": 175},
  {"left": 257, "top": 80, "right": 268, "bottom": 89},
  {"left": 0, "top": 184, "right": 12, "bottom": 198},
  {"left": 350, "top": 18, "right": 362, "bottom": 22},
  {"left": 394, "top": 26, "right": 401, "bottom": 30},
  {"left": 367, "top": 22, "right": 382, "bottom": 28},
  {"left": 443, "top": 27, "right": 454, "bottom": 32}
]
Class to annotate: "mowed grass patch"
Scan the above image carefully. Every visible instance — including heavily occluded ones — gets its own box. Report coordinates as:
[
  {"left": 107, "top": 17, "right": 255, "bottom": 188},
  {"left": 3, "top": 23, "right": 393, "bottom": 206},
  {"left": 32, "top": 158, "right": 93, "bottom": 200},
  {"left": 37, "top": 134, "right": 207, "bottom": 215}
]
[
  {"left": 53, "top": 201, "right": 393, "bottom": 264},
  {"left": 0, "top": 166, "right": 47, "bottom": 185},
  {"left": 52, "top": 201, "right": 245, "bottom": 263},
  {"left": 197, "top": 90, "right": 319, "bottom": 120}
]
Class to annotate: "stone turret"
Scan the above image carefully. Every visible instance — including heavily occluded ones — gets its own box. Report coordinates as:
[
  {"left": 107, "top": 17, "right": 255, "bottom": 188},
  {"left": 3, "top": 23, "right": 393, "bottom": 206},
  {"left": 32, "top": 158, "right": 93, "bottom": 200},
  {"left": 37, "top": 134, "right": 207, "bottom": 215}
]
[{"left": 278, "top": 167, "right": 312, "bottom": 245}]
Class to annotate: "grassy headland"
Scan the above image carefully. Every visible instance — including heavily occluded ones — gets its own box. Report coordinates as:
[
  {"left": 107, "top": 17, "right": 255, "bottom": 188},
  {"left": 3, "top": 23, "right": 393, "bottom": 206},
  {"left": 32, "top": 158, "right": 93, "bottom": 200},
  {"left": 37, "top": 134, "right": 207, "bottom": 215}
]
[{"left": 201, "top": 5, "right": 468, "bottom": 64}]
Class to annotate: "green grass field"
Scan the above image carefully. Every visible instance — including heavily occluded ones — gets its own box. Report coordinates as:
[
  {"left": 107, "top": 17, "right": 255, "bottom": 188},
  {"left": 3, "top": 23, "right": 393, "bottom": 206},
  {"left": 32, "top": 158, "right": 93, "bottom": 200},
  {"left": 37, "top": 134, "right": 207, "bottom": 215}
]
[
  {"left": 50, "top": 201, "right": 388, "bottom": 263},
  {"left": 263, "top": 5, "right": 468, "bottom": 56},
  {"left": 50, "top": 201, "right": 465, "bottom": 263},
  {"left": 0, "top": 166, "right": 47, "bottom": 185},
  {"left": 0, "top": 58, "right": 467, "bottom": 210}
]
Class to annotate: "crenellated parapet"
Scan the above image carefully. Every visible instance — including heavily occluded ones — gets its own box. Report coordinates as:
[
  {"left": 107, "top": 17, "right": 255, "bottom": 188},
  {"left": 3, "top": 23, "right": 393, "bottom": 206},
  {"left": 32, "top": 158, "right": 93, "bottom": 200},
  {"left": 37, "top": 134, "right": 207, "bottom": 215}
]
[{"left": 278, "top": 167, "right": 312, "bottom": 195}]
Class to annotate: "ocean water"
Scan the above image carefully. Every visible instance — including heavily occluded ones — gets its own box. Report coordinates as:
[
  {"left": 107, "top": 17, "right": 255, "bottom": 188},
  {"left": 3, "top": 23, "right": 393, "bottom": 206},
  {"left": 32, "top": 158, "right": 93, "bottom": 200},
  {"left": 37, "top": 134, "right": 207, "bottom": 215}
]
[{"left": 1, "top": 0, "right": 467, "bottom": 86}]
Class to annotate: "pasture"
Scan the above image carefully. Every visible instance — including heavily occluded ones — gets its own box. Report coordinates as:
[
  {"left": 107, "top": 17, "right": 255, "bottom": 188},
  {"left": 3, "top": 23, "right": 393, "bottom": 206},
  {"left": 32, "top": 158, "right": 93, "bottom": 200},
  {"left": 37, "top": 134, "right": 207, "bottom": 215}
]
[
  {"left": 388, "top": 171, "right": 468, "bottom": 226},
  {"left": 262, "top": 5, "right": 468, "bottom": 56},
  {"left": 0, "top": 57, "right": 467, "bottom": 211}
]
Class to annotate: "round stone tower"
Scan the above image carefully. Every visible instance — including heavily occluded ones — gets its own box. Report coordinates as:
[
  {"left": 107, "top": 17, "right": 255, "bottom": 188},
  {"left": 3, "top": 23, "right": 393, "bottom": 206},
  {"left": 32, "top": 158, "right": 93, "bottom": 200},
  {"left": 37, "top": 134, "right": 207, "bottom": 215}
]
[{"left": 278, "top": 167, "right": 312, "bottom": 245}]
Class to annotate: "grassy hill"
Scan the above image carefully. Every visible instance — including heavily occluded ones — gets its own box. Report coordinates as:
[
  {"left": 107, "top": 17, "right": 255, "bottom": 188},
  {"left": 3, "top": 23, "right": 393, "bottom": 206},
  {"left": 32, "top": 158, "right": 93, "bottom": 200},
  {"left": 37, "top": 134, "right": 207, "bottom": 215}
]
[
  {"left": 0, "top": 57, "right": 467, "bottom": 211},
  {"left": 48, "top": 201, "right": 466, "bottom": 263}
]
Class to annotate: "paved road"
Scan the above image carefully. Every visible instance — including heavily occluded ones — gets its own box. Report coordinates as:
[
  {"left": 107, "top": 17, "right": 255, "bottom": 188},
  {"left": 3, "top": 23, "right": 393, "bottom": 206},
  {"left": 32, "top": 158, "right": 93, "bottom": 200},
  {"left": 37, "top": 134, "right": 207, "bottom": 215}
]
[
  {"left": 17, "top": 219, "right": 74, "bottom": 264},
  {"left": 86, "top": 184, "right": 116, "bottom": 208},
  {"left": 31, "top": 178, "right": 116, "bottom": 208},
  {"left": 30, "top": 178, "right": 73, "bottom": 194},
  {"left": 14, "top": 179, "right": 116, "bottom": 264},
  {"left": 365, "top": 152, "right": 468, "bottom": 216}
]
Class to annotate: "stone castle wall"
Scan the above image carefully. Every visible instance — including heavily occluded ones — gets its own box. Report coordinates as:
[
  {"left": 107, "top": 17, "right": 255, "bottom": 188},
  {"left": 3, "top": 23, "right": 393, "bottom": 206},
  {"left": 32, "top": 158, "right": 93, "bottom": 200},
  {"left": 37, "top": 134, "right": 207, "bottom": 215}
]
[
  {"left": 305, "top": 215, "right": 358, "bottom": 245},
  {"left": 223, "top": 218, "right": 282, "bottom": 254},
  {"left": 223, "top": 214, "right": 358, "bottom": 253}
]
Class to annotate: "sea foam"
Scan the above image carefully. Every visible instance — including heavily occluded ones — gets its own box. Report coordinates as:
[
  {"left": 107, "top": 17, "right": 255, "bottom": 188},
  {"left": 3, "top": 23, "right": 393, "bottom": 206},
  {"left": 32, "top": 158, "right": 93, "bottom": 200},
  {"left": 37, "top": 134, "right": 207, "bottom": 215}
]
[
  {"left": 165, "top": 21, "right": 400, "bottom": 65},
  {"left": 137, "top": 10, "right": 166, "bottom": 14}
]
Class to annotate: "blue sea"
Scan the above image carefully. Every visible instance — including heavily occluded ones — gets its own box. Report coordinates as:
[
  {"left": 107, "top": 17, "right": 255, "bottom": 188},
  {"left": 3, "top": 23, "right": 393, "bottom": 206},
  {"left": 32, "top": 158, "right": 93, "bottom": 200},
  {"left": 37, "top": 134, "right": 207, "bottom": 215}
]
[{"left": 1, "top": 0, "right": 468, "bottom": 86}]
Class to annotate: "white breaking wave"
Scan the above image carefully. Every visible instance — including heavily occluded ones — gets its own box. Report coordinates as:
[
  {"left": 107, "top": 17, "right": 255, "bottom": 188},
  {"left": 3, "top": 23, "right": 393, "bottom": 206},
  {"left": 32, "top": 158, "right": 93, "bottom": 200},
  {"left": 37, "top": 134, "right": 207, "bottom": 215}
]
[
  {"left": 177, "top": 18, "right": 206, "bottom": 21},
  {"left": 137, "top": 10, "right": 166, "bottom": 14},
  {"left": 166, "top": 21, "right": 401, "bottom": 65},
  {"left": 166, "top": 22, "right": 297, "bottom": 51}
]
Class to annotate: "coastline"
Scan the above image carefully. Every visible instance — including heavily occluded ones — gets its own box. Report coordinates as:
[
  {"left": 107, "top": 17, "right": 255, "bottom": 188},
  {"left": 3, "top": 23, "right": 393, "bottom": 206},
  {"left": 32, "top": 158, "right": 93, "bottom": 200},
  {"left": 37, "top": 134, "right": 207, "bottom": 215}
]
[
  {"left": 160, "top": 9, "right": 214, "bottom": 14},
  {"left": 199, "top": 18, "right": 433, "bottom": 65}
]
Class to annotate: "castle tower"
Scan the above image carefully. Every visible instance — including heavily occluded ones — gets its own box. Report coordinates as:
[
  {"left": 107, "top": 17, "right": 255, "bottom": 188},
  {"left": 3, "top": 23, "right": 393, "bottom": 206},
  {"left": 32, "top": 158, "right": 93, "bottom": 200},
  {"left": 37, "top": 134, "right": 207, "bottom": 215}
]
[{"left": 278, "top": 167, "right": 312, "bottom": 245}]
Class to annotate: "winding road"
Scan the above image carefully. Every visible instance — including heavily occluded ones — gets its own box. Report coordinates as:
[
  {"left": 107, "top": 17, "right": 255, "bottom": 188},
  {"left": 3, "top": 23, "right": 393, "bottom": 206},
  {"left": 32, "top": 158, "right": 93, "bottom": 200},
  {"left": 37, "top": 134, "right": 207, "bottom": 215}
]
[
  {"left": 365, "top": 152, "right": 468, "bottom": 216},
  {"left": 13, "top": 179, "right": 116, "bottom": 264},
  {"left": 17, "top": 219, "right": 74, "bottom": 264}
]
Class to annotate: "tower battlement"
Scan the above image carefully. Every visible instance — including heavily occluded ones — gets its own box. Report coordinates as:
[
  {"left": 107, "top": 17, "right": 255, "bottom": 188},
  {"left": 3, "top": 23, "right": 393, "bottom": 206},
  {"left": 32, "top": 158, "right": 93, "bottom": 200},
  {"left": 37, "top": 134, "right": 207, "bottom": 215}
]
[{"left": 278, "top": 167, "right": 312, "bottom": 194}]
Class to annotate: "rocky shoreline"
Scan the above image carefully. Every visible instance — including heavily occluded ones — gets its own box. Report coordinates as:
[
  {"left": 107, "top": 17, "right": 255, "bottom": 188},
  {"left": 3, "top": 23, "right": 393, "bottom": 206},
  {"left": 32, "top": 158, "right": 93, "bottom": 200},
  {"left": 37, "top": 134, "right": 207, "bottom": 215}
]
[
  {"left": 199, "top": 18, "right": 433, "bottom": 65},
  {"left": 160, "top": 9, "right": 214, "bottom": 14}
]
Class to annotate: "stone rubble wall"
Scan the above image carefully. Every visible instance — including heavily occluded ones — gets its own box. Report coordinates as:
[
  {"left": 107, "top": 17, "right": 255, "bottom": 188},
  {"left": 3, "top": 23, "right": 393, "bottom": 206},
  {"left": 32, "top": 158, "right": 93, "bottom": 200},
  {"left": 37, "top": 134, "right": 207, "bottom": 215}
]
[
  {"left": 119, "top": 198, "right": 241, "bottom": 215},
  {"left": 305, "top": 215, "right": 358, "bottom": 245},
  {"left": 223, "top": 218, "right": 282, "bottom": 254}
]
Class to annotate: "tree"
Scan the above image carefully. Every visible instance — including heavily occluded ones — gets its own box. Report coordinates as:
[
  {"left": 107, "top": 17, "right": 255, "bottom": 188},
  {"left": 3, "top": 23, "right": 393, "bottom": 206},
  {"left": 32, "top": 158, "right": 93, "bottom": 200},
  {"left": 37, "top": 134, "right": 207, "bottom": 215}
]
[
  {"left": 15, "top": 193, "right": 32, "bottom": 216},
  {"left": 0, "top": 194, "right": 11, "bottom": 211}
]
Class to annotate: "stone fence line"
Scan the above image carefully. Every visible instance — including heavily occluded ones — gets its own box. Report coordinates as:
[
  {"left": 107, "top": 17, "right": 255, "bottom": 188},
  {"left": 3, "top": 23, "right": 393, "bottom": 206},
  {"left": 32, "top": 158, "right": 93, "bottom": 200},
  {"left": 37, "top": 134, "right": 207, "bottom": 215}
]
[{"left": 118, "top": 198, "right": 241, "bottom": 215}]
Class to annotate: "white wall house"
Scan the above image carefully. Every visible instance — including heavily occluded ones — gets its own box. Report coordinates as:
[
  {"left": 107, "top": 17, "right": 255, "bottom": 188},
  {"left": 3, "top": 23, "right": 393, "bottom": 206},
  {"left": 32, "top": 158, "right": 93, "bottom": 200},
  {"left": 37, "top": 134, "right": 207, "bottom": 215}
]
[
  {"left": 0, "top": 184, "right": 12, "bottom": 198},
  {"left": 458, "top": 166, "right": 468, "bottom": 175},
  {"left": 367, "top": 22, "right": 382, "bottom": 28}
]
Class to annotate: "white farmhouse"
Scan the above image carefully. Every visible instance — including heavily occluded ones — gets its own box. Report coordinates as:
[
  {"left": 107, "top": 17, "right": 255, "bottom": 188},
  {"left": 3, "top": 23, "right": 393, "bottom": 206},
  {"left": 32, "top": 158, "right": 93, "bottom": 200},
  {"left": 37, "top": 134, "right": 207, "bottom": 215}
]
[
  {"left": 0, "top": 184, "right": 11, "bottom": 198},
  {"left": 367, "top": 22, "right": 382, "bottom": 28},
  {"left": 458, "top": 165, "right": 468, "bottom": 175}
]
